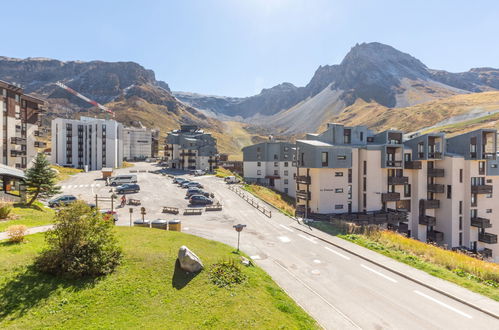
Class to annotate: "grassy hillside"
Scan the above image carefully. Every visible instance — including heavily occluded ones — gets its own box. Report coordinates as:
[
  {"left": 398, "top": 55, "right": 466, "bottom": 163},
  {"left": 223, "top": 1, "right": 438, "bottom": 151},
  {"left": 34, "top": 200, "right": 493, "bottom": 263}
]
[
  {"left": 0, "top": 227, "right": 317, "bottom": 329},
  {"left": 0, "top": 202, "right": 55, "bottom": 232}
]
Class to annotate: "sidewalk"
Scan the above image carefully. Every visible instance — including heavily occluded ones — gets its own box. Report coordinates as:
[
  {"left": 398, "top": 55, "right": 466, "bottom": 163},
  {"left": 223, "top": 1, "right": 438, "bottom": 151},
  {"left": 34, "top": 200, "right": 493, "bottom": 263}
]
[
  {"left": 0, "top": 225, "right": 53, "bottom": 241},
  {"left": 292, "top": 222, "right": 499, "bottom": 320}
]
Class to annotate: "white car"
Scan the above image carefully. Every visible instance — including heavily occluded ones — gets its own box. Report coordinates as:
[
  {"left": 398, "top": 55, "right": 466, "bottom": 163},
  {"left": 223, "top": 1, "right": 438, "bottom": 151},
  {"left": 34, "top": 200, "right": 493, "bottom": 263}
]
[{"left": 224, "top": 176, "right": 240, "bottom": 184}]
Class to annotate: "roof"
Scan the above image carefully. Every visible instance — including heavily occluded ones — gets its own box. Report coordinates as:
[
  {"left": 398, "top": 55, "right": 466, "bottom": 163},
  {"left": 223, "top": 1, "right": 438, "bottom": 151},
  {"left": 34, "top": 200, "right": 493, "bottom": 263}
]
[
  {"left": 297, "top": 140, "right": 333, "bottom": 147},
  {"left": 0, "top": 164, "right": 26, "bottom": 180}
]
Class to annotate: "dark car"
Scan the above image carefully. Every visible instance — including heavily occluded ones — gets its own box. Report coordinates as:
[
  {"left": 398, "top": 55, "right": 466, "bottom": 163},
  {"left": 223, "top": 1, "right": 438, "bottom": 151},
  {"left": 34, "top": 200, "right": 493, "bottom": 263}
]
[
  {"left": 186, "top": 188, "right": 210, "bottom": 198},
  {"left": 189, "top": 195, "right": 213, "bottom": 205},
  {"left": 173, "top": 177, "right": 187, "bottom": 184},
  {"left": 48, "top": 195, "right": 77, "bottom": 207},
  {"left": 116, "top": 183, "right": 140, "bottom": 194}
]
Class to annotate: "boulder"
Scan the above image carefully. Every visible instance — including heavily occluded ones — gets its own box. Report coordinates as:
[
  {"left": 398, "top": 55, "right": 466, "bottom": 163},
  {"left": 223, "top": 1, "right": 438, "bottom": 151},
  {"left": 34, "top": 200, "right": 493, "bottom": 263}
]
[{"left": 177, "top": 245, "right": 203, "bottom": 273}]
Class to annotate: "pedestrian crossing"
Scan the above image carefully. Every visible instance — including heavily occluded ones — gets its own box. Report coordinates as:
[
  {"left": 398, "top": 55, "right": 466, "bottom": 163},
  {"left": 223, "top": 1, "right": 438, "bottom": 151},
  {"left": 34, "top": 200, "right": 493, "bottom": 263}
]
[{"left": 60, "top": 183, "right": 101, "bottom": 189}]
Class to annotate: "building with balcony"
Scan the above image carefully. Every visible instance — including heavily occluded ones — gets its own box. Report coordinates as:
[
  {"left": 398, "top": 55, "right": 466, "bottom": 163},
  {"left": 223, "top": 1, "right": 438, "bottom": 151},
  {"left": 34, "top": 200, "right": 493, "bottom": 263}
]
[
  {"left": 164, "top": 125, "right": 218, "bottom": 172},
  {"left": 123, "top": 127, "right": 159, "bottom": 161},
  {"left": 242, "top": 139, "right": 296, "bottom": 197},
  {"left": 51, "top": 117, "right": 123, "bottom": 171},
  {"left": 0, "top": 80, "right": 45, "bottom": 169}
]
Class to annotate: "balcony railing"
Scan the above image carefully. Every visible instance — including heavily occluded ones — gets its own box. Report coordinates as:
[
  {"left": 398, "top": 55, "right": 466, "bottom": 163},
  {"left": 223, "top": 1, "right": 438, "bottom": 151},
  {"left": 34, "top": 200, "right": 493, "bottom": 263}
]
[
  {"left": 34, "top": 141, "right": 47, "bottom": 148},
  {"left": 296, "top": 190, "right": 311, "bottom": 200},
  {"left": 479, "top": 248, "right": 493, "bottom": 258},
  {"left": 483, "top": 152, "right": 495, "bottom": 160},
  {"left": 478, "top": 232, "right": 498, "bottom": 244},
  {"left": 381, "top": 192, "right": 400, "bottom": 202},
  {"left": 471, "top": 217, "right": 492, "bottom": 228},
  {"left": 427, "top": 184, "right": 445, "bottom": 193},
  {"left": 296, "top": 175, "right": 311, "bottom": 184},
  {"left": 422, "top": 199, "right": 440, "bottom": 209},
  {"left": 187, "top": 159, "right": 196, "bottom": 163},
  {"left": 404, "top": 160, "right": 422, "bottom": 170},
  {"left": 471, "top": 185, "right": 493, "bottom": 194},
  {"left": 427, "top": 168, "right": 444, "bottom": 177},
  {"left": 10, "top": 137, "right": 26, "bottom": 145},
  {"left": 427, "top": 151, "right": 442, "bottom": 159},
  {"left": 180, "top": 152, "right": 196, "bottom": 156},
  {"left": 10, "top": 150, "right": 26, "bottom": 157},
  {"left": 388, "top": 176, "right": 408, "bottom": 185},
  {"left": 386, "top": 160, "right": 402, "bottom": 167},
  {"left": 419, "top": 215, "right": 436, "bottom": 226},
  {"left": 428, "top": 230, "right": 444, "bottom": 242}
]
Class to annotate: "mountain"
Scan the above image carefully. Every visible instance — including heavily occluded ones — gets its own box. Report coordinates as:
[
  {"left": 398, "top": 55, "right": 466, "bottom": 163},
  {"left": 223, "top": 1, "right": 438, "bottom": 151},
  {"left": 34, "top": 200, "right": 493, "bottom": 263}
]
[
  {"left": 174, "top": 42, "right": 499, "bottom": 135},
  {"left": 0, "top": 57, "right": 260, "bottom": 157}
]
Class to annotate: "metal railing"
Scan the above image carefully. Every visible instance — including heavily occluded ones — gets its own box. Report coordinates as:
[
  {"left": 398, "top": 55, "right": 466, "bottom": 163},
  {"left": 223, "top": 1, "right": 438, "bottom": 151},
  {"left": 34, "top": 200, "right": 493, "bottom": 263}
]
[{"left": 227, "top": 185, "right": 272, "bottom": 218}]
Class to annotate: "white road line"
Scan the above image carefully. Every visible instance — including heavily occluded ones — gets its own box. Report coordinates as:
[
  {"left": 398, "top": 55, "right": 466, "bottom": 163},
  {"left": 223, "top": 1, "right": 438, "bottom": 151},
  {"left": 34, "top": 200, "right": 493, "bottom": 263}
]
[
  {"left": 360, "top": 264, "right": 398, "bottom": 283},
  {"left": 61, "top": 185, "right": 66, "bottom": 189},
  {"left": 79, "top": 185, "right": 84, "bottom": 188},
  {"left": 66, "top": 185, "right": 72, "bottom": 188},
  {"left": 272, "top": 258, "right": 361, "bottom": 329},
  {"left": 324, "top": 246, "right": 351, "bottom": 260},
  {"left": 90, "top": 184, "right": 95, "bottom": 187},
  {"left": 414, "top": 290, "right": 472, "bottom": 319},
  {"left": 96, "top": 184, "right": 101, "bottom": 187},
  {"left": 298, "top": 234, "right": 318, "bottom": 244},
  {"left": 83, "top": 184, "right": 89, "bottom": 187},
  {"left": 279, "top": 224, "right": 294, "bottom": 233},
  {"left": 278, "top": 236, "right": 292, "bottom": 243}
]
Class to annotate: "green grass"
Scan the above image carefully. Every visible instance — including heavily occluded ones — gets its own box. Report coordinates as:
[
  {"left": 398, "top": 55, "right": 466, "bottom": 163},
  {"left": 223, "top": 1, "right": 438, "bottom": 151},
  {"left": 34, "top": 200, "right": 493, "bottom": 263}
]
[
  {"left": 51, "top": 165, "right": 83, "bottom": 182},
  {"left": 243, "top": 184, "right": 296, "bottom": 217},
  {"left": 215, "top": 167, "right": 242, "bottom": 181},
  {"left": 0, "top": 227, "right": 318, "bottom": 329},
  {"left": 0, "top": 202, "right": 55, "bottom": 232}
]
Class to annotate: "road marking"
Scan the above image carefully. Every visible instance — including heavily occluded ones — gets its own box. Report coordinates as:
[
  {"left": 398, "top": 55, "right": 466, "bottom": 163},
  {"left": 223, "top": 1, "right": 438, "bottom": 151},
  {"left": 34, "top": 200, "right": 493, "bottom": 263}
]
[
  {"left": 272, "top": 258, "right": 361, "bottom": 329},
  {"left": 79, "top": 185, "right": 84, "bottom": 188},
  {"left": 313, "top": 259, "right": 321, "bottom": 264},
  {"left": 90, "top": 184, "right": 95, "bottom": 187},
  {"left": 298, "top": 234, "right": 318, "bottom": 244},
  {"left": 360, "top": 264, "right": 398, "bottom": 283},
  {"left": 66, "top": 185, "right": 72, "bottom": 188},
  {"left": 413, "top": 290, "right": 472, "bottom": 319},
  {"left": 83, "top": 184, "right": 89, "bottom": 187},
  {"left": 278, "top": 236, "right": 291, "bottom": 243},
  {"left": 183, "top": 227, "right": 189, "bottom": 231},
  {"left": 311, "top": 269, "right": 321, "bottom": 275},
  {"left": 279, "top": 224, "right": 294, "bottom": 232},
  {"left": 96, "top": 184, "right": 101, "bottom": 187},
  {"left": 250, "top": 255, "right": 261, "bottom": 260},
  {"left": 61, "top": 185, "right": 66, "bottom": 189},
  {"left": 324, "top": 246, "right": 351, "bottom": 260}
]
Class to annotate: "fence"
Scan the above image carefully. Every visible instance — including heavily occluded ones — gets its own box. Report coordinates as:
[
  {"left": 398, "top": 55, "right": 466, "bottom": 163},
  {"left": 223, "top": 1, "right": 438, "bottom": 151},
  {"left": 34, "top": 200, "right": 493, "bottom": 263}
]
[{"left": 227, "top": 185, "right": 272, "bottom": 218}]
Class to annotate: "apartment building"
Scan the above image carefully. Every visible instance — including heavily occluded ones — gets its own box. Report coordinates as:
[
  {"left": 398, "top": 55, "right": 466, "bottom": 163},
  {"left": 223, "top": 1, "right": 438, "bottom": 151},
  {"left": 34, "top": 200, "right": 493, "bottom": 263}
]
[
  {"left": 242, "top": 140, "right": 296, "bottom": 197},
  {"left": 295, "top": 123, "right": 499, "bottom": 262},
  {"left": 164, "top": 125, "right": 218, "bottom": 171},
  {"left": 51, "top": 117, "right": 123, "bottom": 170},
  {"left": 123, "top": 127, "right": 159, "bottom": 161},
  {"left": 0, "top": 80, "right": 45, "bottom": 169}
]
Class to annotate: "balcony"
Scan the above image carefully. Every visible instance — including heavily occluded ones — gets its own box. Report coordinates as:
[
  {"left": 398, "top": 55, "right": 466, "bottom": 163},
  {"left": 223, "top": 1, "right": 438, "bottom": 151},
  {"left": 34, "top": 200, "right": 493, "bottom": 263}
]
[
  {"left": 388, "top": 176, "right": 408, "bottom": 185},
  {"left": 419, "top": 215, "right": 436, "bottom": 226},
  {"left": 428, "top": 230, "right": 444, "bottom": 242},
  {"left": 180, "top": 152, "right": 196, "bottom": 157},
  {"left": 386, "top": 160, "right": 402, "bottom": 167},
  {"left": 422, "top": 199, "right": 440, "bottom": 209},
  {"left": 427, "top": 168, "right": 444, "bottom": 177},
  {"left": 483, "top": 152, "right": 495, "bottom": 160},
  {"left": 471, "top": 217, "right": 492, "bottom": 228},
  {"left": 427, "top": 184, "right": 445, "bottom": 193},
  {"left": 427, "top": 151, "right": 442, "bottom": 159},
  {"left": 296, "top": 175, "right": 311, "bottom": 184},
  {"left": 34, "top": 130, "right": 45, "bottom": 137},
  {"left": 479, "top": 248, "right": 493, "bottom": 258},
  {"left": 296, "top": 190, "right": 311, "bottom": 200},
  {"left": 382, "top": 192, "right": 400, "bottom": 202},
  {"left": 10, "top": 150, "right": 26, "bottom": 157},
  {"left": 187, "top": 159, "right": 196, "bottom": 163},
  {"left": 35, "top": 141, "right": 47, "bottom": 148},
  {"left": 471, "top": 185, "right": 493, "bottom": 194},
  {"left": 478, "top": 232, "right": 498, "bottom": 244},
  {"left": 10, "top": 137, "right": 26, "bottom": 145},
  {"left": 404, "top": 160, "right": 422, "bottom": 170},
  {"left": 208, "top": 159, "right": 217, "bottom": 163},
  {"left": 165, "top": 146, "right": 174, "bottom": 151}
]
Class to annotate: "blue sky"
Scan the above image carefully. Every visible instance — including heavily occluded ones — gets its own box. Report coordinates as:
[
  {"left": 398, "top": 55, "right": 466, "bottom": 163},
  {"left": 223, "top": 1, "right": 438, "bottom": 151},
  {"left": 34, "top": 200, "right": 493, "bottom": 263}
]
[{"left": 3, "top": 1, "right": 499, "bottom": 96}]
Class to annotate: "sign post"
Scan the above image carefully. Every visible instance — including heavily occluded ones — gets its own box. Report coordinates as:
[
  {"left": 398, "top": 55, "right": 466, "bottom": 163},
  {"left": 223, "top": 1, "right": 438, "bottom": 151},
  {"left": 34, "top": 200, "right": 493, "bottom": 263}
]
[
  {"left": 129, "top": 208, "right": 133, "bottom": 227},
  {"left": 232, "top": 224, "right": 246, "bottom": 253}
]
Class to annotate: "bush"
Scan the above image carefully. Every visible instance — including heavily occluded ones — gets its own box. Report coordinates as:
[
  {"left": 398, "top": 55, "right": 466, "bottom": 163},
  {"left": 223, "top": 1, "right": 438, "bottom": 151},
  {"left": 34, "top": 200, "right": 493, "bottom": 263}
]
[
  {"left": 0, "top": 200, "right": 13, "bottom": 219},
  {"left": 6, "top": 225, "right": 27, "bottom": 243},
  {"left": 35, "top": 201, "right": 122, "bottom": 278},
  {"left": 209, "top": 260, "right": 247, "bottom": 288}
]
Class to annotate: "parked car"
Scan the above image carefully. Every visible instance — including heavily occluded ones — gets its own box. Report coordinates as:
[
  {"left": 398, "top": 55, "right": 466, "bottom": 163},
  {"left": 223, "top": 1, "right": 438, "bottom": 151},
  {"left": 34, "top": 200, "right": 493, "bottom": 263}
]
[
  {"left": 194, "top": 169, "right": 206, "bottom": 176},
  {"left": 173, "top": 177, "right": 187, "bottom": 184},
  {"left": 186, "top": 188, "right": 210, "bottom": 197},
  {"left": 48, "top": 195, "right": 77, "bottom": 207},
  {"left": 109, "top": 174, "right": 138, "bottom": 186},
  {"left": 184, "top": 181, "right": 203, "bottom": 189},
  {"left": 116, "top": 183, "right": 140, "bottom": 194},
  {"left": 180, "top": 181, "right": 192, "bottom": 188},
  {"left": 189, "top": 195, "right": 214, "bottom": 205},
  {"left": 224, "top": 176, "right": 240, "bottom": 184}
]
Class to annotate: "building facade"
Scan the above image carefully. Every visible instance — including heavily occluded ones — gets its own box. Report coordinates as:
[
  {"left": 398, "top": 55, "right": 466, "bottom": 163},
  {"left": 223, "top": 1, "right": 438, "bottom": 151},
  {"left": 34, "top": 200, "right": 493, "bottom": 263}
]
[
  {"left": 242, "top": 140, "right": 296, "bottom": 197},
  {"left": 295, "top": 123, "right": 499, "bottom": 262},
  {"left": 123, "top": 127, "right": 159, "bottom": 161},
  {"left": 0, "top": 80, "right": 45, "bottom": 169},
  {"left": 51, "top": 117, "right": 123, "bottom": 170},
  {"left": 164, "top": 125, "right": 218, "bottom": 171}
]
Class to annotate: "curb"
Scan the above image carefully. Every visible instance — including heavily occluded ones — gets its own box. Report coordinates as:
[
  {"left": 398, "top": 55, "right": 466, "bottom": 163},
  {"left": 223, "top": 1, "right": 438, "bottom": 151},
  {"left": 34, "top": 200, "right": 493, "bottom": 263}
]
[{"left": 291, "top": 225, "right": 499, "bottom": 320}]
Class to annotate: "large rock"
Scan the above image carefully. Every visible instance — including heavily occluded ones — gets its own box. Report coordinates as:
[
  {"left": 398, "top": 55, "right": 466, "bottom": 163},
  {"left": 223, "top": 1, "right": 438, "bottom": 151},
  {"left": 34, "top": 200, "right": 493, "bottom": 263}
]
[{"left": 177, "top": 245, "right": 203, "bottom": 273}]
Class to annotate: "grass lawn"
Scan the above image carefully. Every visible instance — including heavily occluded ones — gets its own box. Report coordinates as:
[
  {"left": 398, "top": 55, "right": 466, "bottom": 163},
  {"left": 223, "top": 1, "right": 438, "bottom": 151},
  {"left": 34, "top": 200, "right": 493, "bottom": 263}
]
[
  {"left": 51, "top": 165, "right": 83, "bottom": 182},
  {"left": 0, "top": 227, "right": 318, "bottom": 329},
  {"left": 243, "top": 184, "right": 296, "bottom": 217},
  {"left": 215, "top": 167, "right": 242, "bottom": 181},
  {"left": 308, "top": 221, "right": 499, "bottom": 302},
  {"left": 0, "top": 202, "right": 55, "bottom": 232}
]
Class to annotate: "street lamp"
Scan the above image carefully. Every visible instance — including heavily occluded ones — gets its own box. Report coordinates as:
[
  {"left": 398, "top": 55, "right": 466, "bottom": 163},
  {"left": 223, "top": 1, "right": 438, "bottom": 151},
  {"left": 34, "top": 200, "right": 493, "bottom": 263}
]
[{"left": 233, "top": 224, "right": 246, "bottom": 253}]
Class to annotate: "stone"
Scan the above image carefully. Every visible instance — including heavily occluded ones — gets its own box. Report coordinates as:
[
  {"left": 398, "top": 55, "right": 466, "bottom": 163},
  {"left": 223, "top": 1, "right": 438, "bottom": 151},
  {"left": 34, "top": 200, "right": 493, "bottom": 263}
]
[
  {"left": 177, "top": 245, "right": 203, "bottom": 273},
  {"left": 240, "top": 256, "right": 252, "bottom": 267}
]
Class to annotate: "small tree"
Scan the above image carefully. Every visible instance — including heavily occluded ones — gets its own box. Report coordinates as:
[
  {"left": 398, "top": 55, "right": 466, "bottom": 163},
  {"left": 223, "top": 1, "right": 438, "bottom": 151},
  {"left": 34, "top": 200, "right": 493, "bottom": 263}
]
[
  {"left": 25, "top": 153, "right": 60, "bottom": 206},
  {"left": 35, "top": 201, "right": 122, "bottom": 278}
]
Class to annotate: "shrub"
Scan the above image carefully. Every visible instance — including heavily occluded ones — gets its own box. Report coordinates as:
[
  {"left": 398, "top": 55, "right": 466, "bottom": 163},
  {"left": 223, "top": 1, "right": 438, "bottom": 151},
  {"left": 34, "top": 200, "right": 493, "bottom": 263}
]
[
  {"left": 35, "top": 201, "right": 122, "bottom": 278},
  {"left": 6, "top": 225, "right": 27, "bottom": 243},
  {"left": 209, "top": 260, "right": 247, "bottom": 288},
  {"left": 0, "top": 200, "right": 13, "bottom": 219}
]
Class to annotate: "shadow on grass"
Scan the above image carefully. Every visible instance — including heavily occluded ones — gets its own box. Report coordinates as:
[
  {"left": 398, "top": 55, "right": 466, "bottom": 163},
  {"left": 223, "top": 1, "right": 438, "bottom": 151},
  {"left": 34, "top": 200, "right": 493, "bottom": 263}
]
[
  {"left": 0, "top": 265, "right": 99, "bottom": 321},
  {"left": 171, "top": 259, "right": 199, "bottom": 290},
  {"left": 13, "top": 203, "right": 43, "bottom": 211},
  {"left": 306, "top": 221, "right": 345, "bottom": 236}
]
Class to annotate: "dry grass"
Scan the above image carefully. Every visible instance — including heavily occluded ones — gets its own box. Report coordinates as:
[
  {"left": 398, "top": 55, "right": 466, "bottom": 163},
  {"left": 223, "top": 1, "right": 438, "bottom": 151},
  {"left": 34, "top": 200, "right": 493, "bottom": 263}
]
[
  {"left": 243, "top": 184, "right": 295, "bottom": 217},
  {"left": 6, "top": 225, "right": 27, "bottom": 243},
  {"left": 51, "top": 165, "right": 83, "bottom": 182}
]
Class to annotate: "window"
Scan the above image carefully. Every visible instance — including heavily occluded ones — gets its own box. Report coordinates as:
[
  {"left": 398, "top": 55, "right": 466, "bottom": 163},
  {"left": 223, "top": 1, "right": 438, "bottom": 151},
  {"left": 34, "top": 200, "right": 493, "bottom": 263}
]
[
  {"left": 257, "top": 162, "right": 261, "bottom": 167},
  {"left": 459, "top": 216, "right": 462, "bottom": 230},
  {"left": 274, "top": 170, "right": 278, "bottom": 175},
  {"left": 284, "top": 146, "right": 289, "bottom": 152},
  {"left": 363, "top": 161, "right": 367, "bottom": 175},
  {"left": 363, "top": 193, "right": 367, "bottom": 208},
  {"left": 363, "top": 177, "right": 367, "bottom": 192},
  {"left": 486, "top": 209, "right": 492, "bottom": 213},
  {"left": 274, "top": 162, "right": 278, "bottom": 167},
  {"left": 404, "top": 184, "right": 411, "bottom": 197},
  {"left": 348, "top": 169, "right": 352, "bottom": 183},
  {"left": 343, "top": 129, "right": 351, "bottom": 144},
  {"left": 337, "top": 155, "right": 347, "bottom": 160},
  {"left": 335, "top": 188, "right": 343, "bottom": 193},
  {"left": 492, "top": 164, "right": 498, "bottom": 168},
  {"left": 360, "top": 132, "right": 364, "bottom": 141},
  {"left": 274, "top": 154, "right": 278, "bottom": 160},
  {"left": 284, "top": 154, "right": 289, "bottom": 159},
  {"left": 471, "top": 194, "right": 477, "bottom": 207},
  {"left": 284, "top": 179, "right": 289, "bottom": 185},
  {"left": 284, "top": 188, "right": 288, "bottom": 194},
  {"left": 459, "top": 232, "right": 462, "bottom": 246},
  {"left": 335, "top": 204, "right": 344, "bottom": 210},
  {"left": 348, "top": 185, "right": 352, "bottom": 199},
  {"left": 459, "top": 201, "right": 463, "bottom": 214},
  {"left": 284, "top": 170, "right": 288, "bottom": 176},
  {"left": 257, "top": 170, "right": 261, "bottom": 175},
  {"left": 459, "top": 169, "right": 463, "bottom": 183},
  {"left": 321, "top": 152, "right": 328, "bottom": 166},
  {"left": 284, "top": 162, "right": 288, "bottom": 167},
  {"left": 447, "top": 185, "right": 452, "bottom": 199},
  {"left": 479, "top": 161, "right": 485, "bottom": 175},
  {"left": 486, "top": 192, "right": 493, "bottom": 198},
  {"left": 335, "top": 172, "right": 343, "bottom": 177}
]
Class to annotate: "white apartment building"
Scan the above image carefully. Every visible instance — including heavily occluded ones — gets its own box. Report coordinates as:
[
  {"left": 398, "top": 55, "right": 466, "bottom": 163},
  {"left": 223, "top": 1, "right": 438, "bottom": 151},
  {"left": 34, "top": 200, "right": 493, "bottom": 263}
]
[
  {"left": 51, "top": 117, "right": 123, "bottom": 170},
  {"left": 123, "top": 127, "right": 159, "bottom": 161},
  {"left": 164, "top": 125, "right": 218, "bottom": 172},
  {"left": 242, "top": 140, "right": 296, "bottom": 197},
  {"left": 294, "top": 123, "right": 499, "bottom": 262}
]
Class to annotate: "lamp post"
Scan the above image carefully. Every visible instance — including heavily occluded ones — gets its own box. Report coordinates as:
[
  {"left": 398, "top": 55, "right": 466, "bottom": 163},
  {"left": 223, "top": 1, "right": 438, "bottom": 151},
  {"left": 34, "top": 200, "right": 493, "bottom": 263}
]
[
  {"left": 233, "top": 224, "right": 246, "bottom": 253},
  {"left": 129, "top": 208, "right": 133, "bottom": 227}
]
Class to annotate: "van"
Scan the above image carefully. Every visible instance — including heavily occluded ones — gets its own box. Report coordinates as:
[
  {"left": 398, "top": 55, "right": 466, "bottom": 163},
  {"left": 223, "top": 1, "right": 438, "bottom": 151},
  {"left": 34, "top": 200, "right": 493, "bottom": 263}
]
[
  {"left": 109, "top": 174, "right": 138, "bottom": 186},
  {"left": 224, "top": 176, "right": 240, "bottom": 184}
]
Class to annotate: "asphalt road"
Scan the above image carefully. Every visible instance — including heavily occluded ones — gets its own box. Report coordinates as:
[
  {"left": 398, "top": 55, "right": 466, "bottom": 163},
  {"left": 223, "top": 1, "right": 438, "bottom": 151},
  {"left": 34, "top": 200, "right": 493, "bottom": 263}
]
[{"left": 59, "top": 162, "right": 499, "bottom": 329}]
